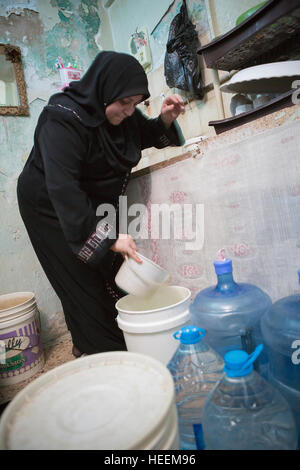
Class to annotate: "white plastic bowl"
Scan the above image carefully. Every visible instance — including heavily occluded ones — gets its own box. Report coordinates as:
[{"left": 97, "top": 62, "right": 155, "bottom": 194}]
[
  {"left": 220, "top": 61, "right": 300, "bottom": 94},
  {"left": 115, "top": 253, "right": 170, "bottom": 297}
]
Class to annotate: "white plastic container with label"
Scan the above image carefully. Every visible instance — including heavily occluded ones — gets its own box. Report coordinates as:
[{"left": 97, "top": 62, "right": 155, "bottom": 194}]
[{"left": 0, "top": 292, "right": 44, "bottom": 387}]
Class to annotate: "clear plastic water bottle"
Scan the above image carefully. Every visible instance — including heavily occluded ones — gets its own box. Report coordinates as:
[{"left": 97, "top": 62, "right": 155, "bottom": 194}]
[
  {"left": 190, "top": 258, "right": 271, "bottom": 376},
  {"left": 261, "top": 268, "right": 300, "bottom": 448},
  {"left": 167, "top": 325, "right": 224, "bottom": 450},
  {"left": 202, "top": 345, "right": 298, "bottom": 450}
]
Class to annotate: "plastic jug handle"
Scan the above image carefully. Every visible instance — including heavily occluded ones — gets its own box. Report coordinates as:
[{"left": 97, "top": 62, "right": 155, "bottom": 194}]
[{"left": 242, "top": 344, "right": 264, "bottom": 370}]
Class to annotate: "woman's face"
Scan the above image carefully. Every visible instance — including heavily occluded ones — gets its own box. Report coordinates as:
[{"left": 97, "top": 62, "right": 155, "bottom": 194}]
[{"left": 105, "top": 94, "right": 143, "bottom": 125}]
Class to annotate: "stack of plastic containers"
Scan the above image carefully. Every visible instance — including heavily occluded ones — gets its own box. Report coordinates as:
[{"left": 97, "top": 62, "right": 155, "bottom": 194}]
[
  {"left": 190, "top": 258, "right": 272, "bottom": 376},
  {"left": 261, "top": 269, "right": 300, "bottom": 448},
  {"left": 167, "top": 325, "right": 224, "bottom": 450},
  {"left": 201, "top": 345, "right": 297, "bottom": 450}
]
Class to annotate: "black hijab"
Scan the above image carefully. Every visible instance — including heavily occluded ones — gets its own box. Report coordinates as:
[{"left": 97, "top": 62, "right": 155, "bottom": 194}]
[{"left": 49, "top": 51, "right": 150, "bottom": 174}]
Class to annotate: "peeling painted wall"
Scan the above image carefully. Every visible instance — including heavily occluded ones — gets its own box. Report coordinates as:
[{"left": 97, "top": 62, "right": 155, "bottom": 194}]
[
  {"left": 0, "top": 0, "right": 112, "bottom": 102},
  {"left": 0, "top": 0, "right": 112, "bottom": 345}
]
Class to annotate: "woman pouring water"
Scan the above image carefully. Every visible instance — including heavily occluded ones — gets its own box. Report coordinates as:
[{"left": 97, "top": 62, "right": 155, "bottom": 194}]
[{"left": 17, "top": 51, "right": 185, "bottom": 357}]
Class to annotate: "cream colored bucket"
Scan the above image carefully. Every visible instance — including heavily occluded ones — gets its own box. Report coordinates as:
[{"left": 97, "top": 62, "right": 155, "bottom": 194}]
[
  {"left": 0, "top": 292, "right": 44, "bottom": 386},
  {"left": 0, "top": 352, "right": 179, "bottom": 450},
  {"left": 115, "top": 253, "right": 170, "bottom": 297},
  {"left": 116, "top": 285, "right": 191, "bottom": 364}
]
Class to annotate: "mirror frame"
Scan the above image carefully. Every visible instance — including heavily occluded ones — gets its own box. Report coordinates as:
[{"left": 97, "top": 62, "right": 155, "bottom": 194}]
[{"left": 0, "top": 44, "right": 29, "bottom": 116}]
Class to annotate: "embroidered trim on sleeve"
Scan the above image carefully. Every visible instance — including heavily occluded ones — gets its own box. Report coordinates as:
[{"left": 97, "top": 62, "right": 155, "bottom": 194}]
[
  {"left": 159, "top": 134, "right": 171, "bottom": 147},
  {"left": 78, "top": 221, "right": 113, "bottom": 263}
]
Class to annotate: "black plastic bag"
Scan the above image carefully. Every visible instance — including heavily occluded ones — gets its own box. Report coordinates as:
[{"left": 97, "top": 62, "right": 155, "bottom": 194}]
[{"left": 164, "top": 0, "right": 204, "bottom": 98}]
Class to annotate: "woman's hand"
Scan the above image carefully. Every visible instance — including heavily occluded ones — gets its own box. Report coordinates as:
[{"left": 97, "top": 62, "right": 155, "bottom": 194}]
[
  {"left": 160, "top": 94, "right": 185, "bottom": 129},
  {"left": 110, "top": 233, "right": 142, "bottom": 264}
]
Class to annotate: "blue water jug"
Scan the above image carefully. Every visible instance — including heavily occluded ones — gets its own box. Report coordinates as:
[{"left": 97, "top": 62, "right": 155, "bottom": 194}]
[
  {"left": 190, "top": 258, "right": 271, "bottom": 375},
  {"left": 167, "top": 325, "right": 224, "bottom": 450},
  {"left": 261, "top": 269, "right": 300, "bottom": 389},
  {"left": 202, "top": 345, "right": 297, "bottom": 450},
  {"left": 268, "top": 374, "right": 300, "bottom": 449},
  {"left": 261, "top": 269, "right": 300, "bottom": 448}
]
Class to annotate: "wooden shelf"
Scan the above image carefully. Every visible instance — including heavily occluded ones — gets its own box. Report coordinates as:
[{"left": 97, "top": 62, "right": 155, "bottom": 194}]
[
  {"left": 209, "top": 89, "right": 296, "bottom": 134},
  {"left": 198, "top": 0, "right": 300, "bottom": 71}
]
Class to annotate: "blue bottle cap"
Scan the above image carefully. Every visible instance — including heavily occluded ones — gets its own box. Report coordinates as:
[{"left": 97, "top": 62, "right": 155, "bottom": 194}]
[
  {"left": 173, "top": 325, "right": 206, "bottom": 344},
  {"left": 214, "top": 258, "right": 233, "bottom": 275},
  {"left": 224, "top": 344, "right": 264, "bottom": 377}
]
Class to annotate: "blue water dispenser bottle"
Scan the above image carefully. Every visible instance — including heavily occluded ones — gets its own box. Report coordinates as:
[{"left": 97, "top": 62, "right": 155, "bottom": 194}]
[
  {"left": 261, "top": 268, "right": 300, "bottom": 448},
  {"left": 190, "top": 258, "right": 272, "bottom": 375}
]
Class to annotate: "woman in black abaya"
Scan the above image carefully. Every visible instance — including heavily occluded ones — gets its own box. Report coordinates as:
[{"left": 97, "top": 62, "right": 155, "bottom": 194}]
[{"left": 17, "top": 51, "right": 185, "bottom": 357}]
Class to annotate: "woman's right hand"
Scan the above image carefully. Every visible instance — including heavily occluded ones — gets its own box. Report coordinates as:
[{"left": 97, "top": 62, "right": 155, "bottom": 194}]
[{"left": 110, "top": 233, "right": 142, "bottom": 264}]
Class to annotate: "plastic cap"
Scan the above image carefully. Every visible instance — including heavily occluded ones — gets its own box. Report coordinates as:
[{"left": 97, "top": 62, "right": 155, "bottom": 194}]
[
  {"left": 224, "top": 344, "right": 264, "bottom": 377},
  {"left": 214, "top": 258, "right": 233, "bottom": 275},
  {"left": 173, "top": 325, "right": 205, "bottom": 344}
]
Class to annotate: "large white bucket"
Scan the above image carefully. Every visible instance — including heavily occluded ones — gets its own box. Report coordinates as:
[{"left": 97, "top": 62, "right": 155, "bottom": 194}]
[
  {"left": 0, "top": 351, "right": 179, "bottom": 450},
  {"left": 0, "top": 292, "right": 44, "bottom": 386},
  {"left": 116, "top": 286, "right": 191, "bottom": 365}
]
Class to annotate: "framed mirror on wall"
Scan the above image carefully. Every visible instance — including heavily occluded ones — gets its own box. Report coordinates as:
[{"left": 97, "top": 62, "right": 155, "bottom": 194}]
[{"left": 0, "top": 44, "right": 29, "bottom": 116}]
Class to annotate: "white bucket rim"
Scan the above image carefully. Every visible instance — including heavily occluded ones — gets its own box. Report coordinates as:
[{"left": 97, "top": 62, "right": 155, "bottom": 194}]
[
  {"left": 0, "top": 307, "right": 40, "bottom": 328},
  {"left": 0, "top": 292, "right": 35, "bottom": 313},
  {"left": 127, "top": 253, "right": 169, "bottom": 277},
  {"left": 117, "top": 309, "right": 190, "bottom": 333},
  {"left": 115, "top": 285, "right": 191, "bottom": 315},
  {"left": 0, "top": 351, "right": 175, "bottom": 450}
]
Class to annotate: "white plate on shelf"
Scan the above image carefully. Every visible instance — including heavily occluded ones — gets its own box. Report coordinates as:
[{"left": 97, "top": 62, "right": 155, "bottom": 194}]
[{"left": 220, "top": 61, "right": 300, "bottom": 94}]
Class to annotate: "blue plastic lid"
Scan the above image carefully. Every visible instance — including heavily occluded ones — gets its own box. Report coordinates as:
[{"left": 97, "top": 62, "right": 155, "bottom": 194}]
[
  {"left": 173, "top": 325, "right": 206, "bottom": 344},
  {"left": 214, "top": 258, "right": 233, "bottom": 275},
  {"left": 224, "top": 344, "right": 264, "bottom": 377}
]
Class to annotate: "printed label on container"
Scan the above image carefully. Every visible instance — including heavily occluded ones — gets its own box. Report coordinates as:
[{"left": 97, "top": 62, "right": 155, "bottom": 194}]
[
  {"left": 0, "top": 327, "right": 42, "bottom": 376},
  {"left": 0, "top": 336, "right": 32, "bottom": 373},
  {"left": 1, "top": 353, "right": 26, "bottom": 372},
  {"left": 3, "top": 336, "right": 30, "bottom": 359}
]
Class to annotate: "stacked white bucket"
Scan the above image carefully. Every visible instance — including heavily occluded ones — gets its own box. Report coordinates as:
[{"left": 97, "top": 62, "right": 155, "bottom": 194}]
[
  {"left": 0, "top": 292, "right": 44, "bottom": 388},
  {"left": 115, "top": 253, "right": 191, "bottom": 365},
  {"left": 0, "top": 352, "right": 179, "bottom": 450}
]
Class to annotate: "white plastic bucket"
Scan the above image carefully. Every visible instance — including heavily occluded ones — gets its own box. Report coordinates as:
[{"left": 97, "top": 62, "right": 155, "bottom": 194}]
[
  {"left": 116, "top": 286, "right": 191, "bottom": 364},
  {"left": 0, "top": 351, "right": 179, "bottom": 450},
  {"left": 0, "top": 292, "right": 44, "bottom": 386},
  {"left": 115, "top": 253, "right": 170, "bottom": 297}
]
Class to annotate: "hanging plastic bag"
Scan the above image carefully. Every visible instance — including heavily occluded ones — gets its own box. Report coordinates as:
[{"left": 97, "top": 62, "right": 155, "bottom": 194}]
[{"left": 164, "top": 0, "right": 204, "bottom": 98}]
